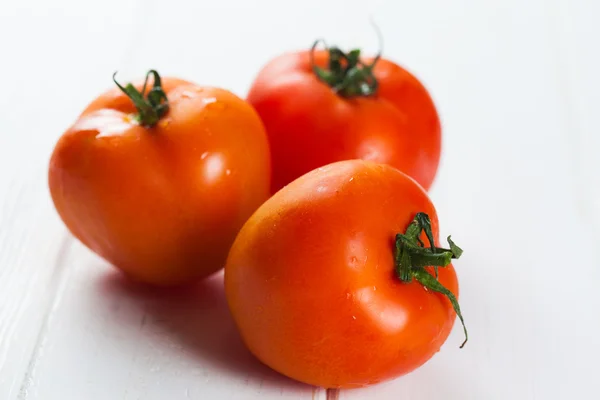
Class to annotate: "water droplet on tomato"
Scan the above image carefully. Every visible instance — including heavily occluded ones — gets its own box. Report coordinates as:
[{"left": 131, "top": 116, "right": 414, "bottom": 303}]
[
  {"left": 226, "top": 169, "right": 231, "bottom": 176},
  {"left": 201, "top": 152, "right": 209, "bottom": 160}
]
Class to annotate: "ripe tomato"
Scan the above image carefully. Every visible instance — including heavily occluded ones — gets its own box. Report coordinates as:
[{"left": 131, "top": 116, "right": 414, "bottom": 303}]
[
  {"left": 247, "top": 42, "right": 441, "bottom": 193},
  {"left": 225, "top": 160, "right": 466, "bottom": 388},
  {"left": 49, "top": 70, "right": 270, "bottom": 286}
]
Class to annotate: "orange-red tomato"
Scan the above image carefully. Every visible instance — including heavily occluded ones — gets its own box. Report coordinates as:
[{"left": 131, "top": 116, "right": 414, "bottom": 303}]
[
  {"left": 225, "top": 160, "right": 465, "bottom": 388},
  {"left": 247, "top": 44, "right": 441, "bottom": 193},
  {"left": 49, "top": 70, "right": 270, "bottom": 286}
]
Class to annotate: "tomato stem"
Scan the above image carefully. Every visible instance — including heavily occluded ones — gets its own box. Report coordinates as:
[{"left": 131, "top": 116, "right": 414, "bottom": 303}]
[
  {"left": 113, "top": 70, "right": 169, "bottom": 127},
  {"left": 310, "top": 26, "right": 383, "bottom": 97},
  {"left": 394, "top": 213, "right": 468, "bottom": 348}
]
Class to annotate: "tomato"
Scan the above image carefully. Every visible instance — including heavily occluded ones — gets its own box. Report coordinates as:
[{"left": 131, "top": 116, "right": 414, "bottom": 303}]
[
  {"left": 49, "top": 70, "right": 270, "bottom": 286},
  {"left": 247, "top": 42, "right": 441, "bottom": 193},
  {"left": 225, "top": 160, "right": 466, "bottom": 388}
]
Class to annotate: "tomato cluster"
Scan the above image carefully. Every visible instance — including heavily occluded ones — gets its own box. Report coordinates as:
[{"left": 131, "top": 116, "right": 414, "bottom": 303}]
[{"left": 49, "top": 40, "right": 466, "bottom": 389}]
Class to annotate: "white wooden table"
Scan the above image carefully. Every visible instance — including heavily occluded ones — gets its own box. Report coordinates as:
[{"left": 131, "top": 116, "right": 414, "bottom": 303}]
[{"left": 1, "top": 0, "right": 599, "bottom": 398}]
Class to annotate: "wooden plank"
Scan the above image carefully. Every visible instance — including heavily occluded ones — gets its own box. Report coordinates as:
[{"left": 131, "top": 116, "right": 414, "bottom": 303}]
[
  {"left": 0, "top": 0, "right": 145, "bottom": 397},
  {"left": 20, "top": 241, "right": 319, "bottom": 399},
  {"left": 544, "top": 0, "right": 600, "bottom": 236}
]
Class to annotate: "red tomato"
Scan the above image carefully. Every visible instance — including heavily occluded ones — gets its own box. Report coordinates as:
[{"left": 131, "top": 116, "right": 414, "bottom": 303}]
[
  {"left": 247, "top": 43, "right": 441, "bottom": 193},
  {"left": 49, "top": 70, "right": 270, "bottom": 285},
  {"left": 225, "top": 160, "right": 466, "bottom": 388}
]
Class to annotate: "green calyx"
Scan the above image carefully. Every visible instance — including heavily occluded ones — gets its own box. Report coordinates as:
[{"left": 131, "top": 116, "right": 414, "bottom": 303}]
[
  {"left": 113, "top": 69, "right": 169, "bottom": 127},
  {"left": 395, "top": 212, "right": 468, "bottom": 348},
  {"left": 310, "top": 40, "right": 381, "bottom": 98}
]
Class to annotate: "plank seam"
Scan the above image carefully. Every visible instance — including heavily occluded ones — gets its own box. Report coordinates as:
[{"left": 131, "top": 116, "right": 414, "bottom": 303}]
[{"left": 17, "top": 233, "right": 73, "bottom": 400}]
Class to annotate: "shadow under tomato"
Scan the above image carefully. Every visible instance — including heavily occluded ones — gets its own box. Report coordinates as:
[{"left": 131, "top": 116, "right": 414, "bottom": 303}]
[{"left": 97, "top": 269, "right": 309, "bottom": 392}]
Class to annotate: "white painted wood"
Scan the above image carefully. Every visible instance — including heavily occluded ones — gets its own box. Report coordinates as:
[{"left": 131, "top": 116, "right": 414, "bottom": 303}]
[
  {"left": 0, "top": 0, "right": 142, "bottom": 397},
  {"left": 0, "top": 0, "right": 598, "bottom": 399},
  {"left": 20, "top": 241, "right": 317, "bottom": 399},
  {"left": 544, "top": 0, "right": 600, "bottom": 238}
]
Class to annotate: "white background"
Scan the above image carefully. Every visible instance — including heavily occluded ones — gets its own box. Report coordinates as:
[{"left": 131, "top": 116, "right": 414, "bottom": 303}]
[{"left": 1, "top": 0, "right": 599, "bottom": 399}]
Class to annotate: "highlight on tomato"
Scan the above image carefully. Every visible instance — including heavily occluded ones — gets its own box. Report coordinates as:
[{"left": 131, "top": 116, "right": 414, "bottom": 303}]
[
  {"left": 49, "top": 70, "right": 271, "bottom": 286},
  {"left": 225, "top": 160, "right": 466, "bottom": 389},
  {"left": 247, "top": 34, "right": 442, "bottom": 194}
]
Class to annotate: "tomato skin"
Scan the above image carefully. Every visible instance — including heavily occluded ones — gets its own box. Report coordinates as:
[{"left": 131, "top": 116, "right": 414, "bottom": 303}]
[
  {"left": 247, "top": 50, "right": 441, "bottom": 193},
  {"left": 49, "top": 78, "right": 270, "bottom": 286},
  {"left": 225, "top": 160, "right": 457, "bottom": 388}
]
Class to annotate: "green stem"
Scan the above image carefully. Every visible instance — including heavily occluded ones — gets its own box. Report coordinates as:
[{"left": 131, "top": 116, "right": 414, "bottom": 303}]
[
  {"left": 310, "top": 34, "right": 382, "bottom": 97},
  {"left": 113, "top": 70, "right": 169, "bottom": 127},
  {"left": 413, "top": 269, "right": 468, "bottom": 349},
  {"left": 394, "top": 212, "right": 468, "bottom": 348}
]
